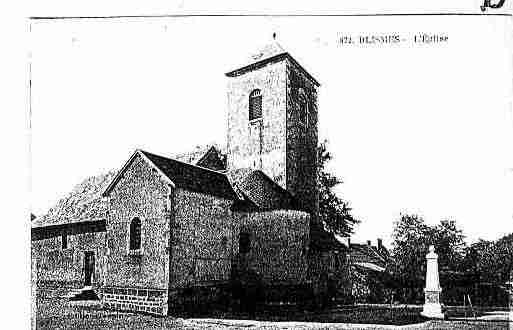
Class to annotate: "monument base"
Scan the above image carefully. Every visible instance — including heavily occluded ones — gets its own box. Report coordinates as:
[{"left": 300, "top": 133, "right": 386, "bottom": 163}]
[
  {"left": 421, "top": 303, "right": 445, "bottom": 319},
  {"left": 421, "top": 290, "right": 444, "bottom": 319}
]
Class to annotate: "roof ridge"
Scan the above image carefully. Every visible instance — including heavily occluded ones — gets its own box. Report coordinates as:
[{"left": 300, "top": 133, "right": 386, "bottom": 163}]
[
  {"left": 363, "top": 244, "right": 387, "bottom": 263},
  {"left": 195, "top": 145, "right": 224, "bottom": 166},
  {"left": 137, "top": 149, "right": 238, "bottom": 200},
  {"left": 138, "top": 149, "right": 228, "bottom": 177}
]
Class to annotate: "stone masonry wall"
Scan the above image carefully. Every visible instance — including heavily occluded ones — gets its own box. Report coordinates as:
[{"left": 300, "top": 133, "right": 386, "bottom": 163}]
[
  {"left": 32, "top": 231, "right": 106, "bottom": 288},
  {"left": 167, "top": 189, "right": 235, "bottom": 311},
  {"left": 170, "top": 189, "right": 235, "bottom": 289},
  {"left": 101, "top": 287, "right": 167, "bottom": 315},
  {"left": 103, "top": 154, "right": 171, "bottom": 315},
  {"left": 286, "top": 59, "right": 319, "bottom": 217},
  {"left": 237, "top": 210, "right": 310, "bottom": 286},
  {"left": 226, "top": 56, "right": 319, "bottom": 218},
  {"left": 226, "top": 59, "right": 288, "bottom": 188}
]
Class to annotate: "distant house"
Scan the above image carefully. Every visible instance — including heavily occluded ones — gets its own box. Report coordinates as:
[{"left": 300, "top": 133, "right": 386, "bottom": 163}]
[
  {"left": 348, "top": 239, "right": 392, "bottom": 303},
  {"left": 350, "top": 239, "right": 390, "bottom": 272},
  {"left": 32, "top": 40, "right": 348, "bottom": 315}
]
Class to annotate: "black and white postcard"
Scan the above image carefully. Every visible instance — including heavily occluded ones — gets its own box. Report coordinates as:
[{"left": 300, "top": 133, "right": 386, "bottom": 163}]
[{"left": 23, "top": 1, "right": 513, "bottom": 329}]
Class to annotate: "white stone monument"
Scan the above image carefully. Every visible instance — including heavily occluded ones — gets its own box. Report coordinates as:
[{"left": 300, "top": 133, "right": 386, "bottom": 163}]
[
  {"left": 421, "top": 245, "right": 445, "bottom": 319},
  {"left": 508, "top": 271, "right": 512, "bottom": 330}
]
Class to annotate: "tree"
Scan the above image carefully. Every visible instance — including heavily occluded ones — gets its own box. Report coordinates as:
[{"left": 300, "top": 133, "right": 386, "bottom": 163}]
[
  {"left": 474, "top": 233, "right": 513, "bottom": 285},
  {"left": 390, "top": 214, "right": 430, "bottom": 291},
  {"left": 490, "top": 233, "right": 513, "bottom": 284},
  {"left": 389, "top": 213, "right": 467, "bottom": 303},
  {"left": 460, "top": 239, "right": 491, "bottom": 274},
  {"left": 460, "top": 234, "right": 512, "bottom": 306},
  {"left": 317, "top": 140, "right": 359, "bottom": 237},
  {"left": 432, "top": 219, "right": 466, "bottom": 271}
]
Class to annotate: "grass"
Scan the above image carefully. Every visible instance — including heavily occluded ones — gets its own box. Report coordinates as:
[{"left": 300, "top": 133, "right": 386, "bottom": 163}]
[
  {"left": 35, "top": 292, "right": 511, "bottom": 329},
  {"left": 37, "top": 296, "right": 426, "bottom": 328},
  {"left": 174, "top": 303, "right": 427, "bottom": 325}
]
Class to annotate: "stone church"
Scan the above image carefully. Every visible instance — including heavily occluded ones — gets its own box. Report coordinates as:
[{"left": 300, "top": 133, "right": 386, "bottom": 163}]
[{"left": 32, "top": 40, "right": 351, "bottom": 315}]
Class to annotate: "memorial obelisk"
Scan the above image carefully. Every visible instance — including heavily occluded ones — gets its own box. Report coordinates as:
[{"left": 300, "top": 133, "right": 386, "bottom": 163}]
[
  {"left": 421, "top": 245, "right": 444, "bottom": 319},
  {"left": 508, "top": 270, "right": 512, "bottom": 330}
]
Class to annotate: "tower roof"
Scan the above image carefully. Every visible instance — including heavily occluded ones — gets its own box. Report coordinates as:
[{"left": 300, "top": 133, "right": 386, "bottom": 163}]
[
  {"left": 248, "top": 41, "right": 287, "bottom": 63},
  {"left": 226, "top": 40, "right": 320, "bottom": 87}
]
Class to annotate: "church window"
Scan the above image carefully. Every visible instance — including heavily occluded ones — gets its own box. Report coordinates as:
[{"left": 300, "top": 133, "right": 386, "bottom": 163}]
[
  {"left": 249, "top": 89, "right": 262, "bottom": 121},
  {"left": 239, "top": 232, "right": 251, "bottom": 254},
  {"left": 61, "top": 234, "right": 68, "bottom": 250},
  {"left": 129, "top": 217, "right": 142, "bottom": 251}
]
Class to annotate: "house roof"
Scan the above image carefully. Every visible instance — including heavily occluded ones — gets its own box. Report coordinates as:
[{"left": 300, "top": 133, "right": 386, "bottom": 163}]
[
  {"left": 195, "top": 146, "right": 227, "bottom": 171},
  {"left": 32, "top": 171, "right": 116, "bottom": 228},
  {"left": 173, "top": 144, "right": 227, "bottom": 171},
  {"left": 349, "top": 243, "right": 389, "bottom": 271},
  {"left": 172, "top": 145, "right": 227, "bottom": 172},
  {"left": 173, "top": 145, "right": 213, "bottom": 164},
  {"left": 225, "top": 41, "right": 320, "bottom": 87},
  {"left": 104, "top": 150, "right": 238, "bottom": 200},
  {"left": 34, "top": 146, "right": 230, "bottom": 230},
  {"left": 32, "top": 220, "right": 106, "bottom": 241},
  {"left": 228, "top": 168, "right": 303, "bottom": 212}
]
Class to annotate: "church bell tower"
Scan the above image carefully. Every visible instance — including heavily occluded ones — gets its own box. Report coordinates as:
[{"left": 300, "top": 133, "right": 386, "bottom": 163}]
[{"left": 225, "top": 39, "right": 320, "bottom": 215}]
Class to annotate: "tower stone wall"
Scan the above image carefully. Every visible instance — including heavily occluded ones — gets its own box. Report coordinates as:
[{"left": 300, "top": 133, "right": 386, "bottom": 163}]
[
  {"left": 286, "top": 59, "right": 319, "bottom": 216},
  {"left": 226, "top": 48, "right": 319, "bottom": 217},
  {"left": 226, "top": 59, "right": 288, "bottom": 188}
]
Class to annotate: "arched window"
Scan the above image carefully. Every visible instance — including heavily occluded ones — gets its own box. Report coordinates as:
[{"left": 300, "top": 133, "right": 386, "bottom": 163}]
[
  {"left": 239, "top": 232, "right": 251, "bottom": 254},
  {"left": 249, "top": 89, "right": 262, "bottom": 121},
  {"left": 129, "top": 217, "right": 141, "bottom": 250}
]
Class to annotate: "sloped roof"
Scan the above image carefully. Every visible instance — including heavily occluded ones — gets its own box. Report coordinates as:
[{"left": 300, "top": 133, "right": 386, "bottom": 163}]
[
  {"left": 32, "top": 220, "right": 106, "bottom": 241},
  {"left": 173, "top": 145, "right": 227, "bottom": 172},
  {"left": 225, "top": 41, "right": 320, "bottom": 87},
  {"left": 350, "top": 243, "right": 389, "bottom": 271},
  {"left": 173, "top": 145, "right": 212, "bottom": 164},
  {"left": 32, "top": 171, "right": 117, "bottom": 228},
  {"left": 228, "top": 168, "right": 302, "bottom": 211},
  {"left": 196, "top": 146, "right": 227, "bottom": 171},
  {"left": 34, "top": 145, "right": 229, "bottom": 229},
  {"left": 104, "top": 150, "right": 237, "bottom": 200},
  {"left": 228, "top": 168, "right": 345, "bottom": 252},
  {"left": 226, "top": 168, "right": 254, "bottom": 199},
  {"left": 246, "top": 42, "right": 287, "bottom": 64}
]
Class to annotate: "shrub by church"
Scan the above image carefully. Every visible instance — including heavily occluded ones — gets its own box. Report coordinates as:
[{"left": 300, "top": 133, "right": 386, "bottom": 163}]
[{"left": 32, "top": 41, "right": 350, "bottom": 315}]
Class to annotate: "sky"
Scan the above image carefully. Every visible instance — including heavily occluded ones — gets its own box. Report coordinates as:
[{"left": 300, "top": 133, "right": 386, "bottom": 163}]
[{"left": 30, "top": 15, "right": 513, "bottom": 246}]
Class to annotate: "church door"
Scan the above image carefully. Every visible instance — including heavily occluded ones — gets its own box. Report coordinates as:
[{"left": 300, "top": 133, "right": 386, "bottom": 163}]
[{"left": 84, "top": 251, "right": 95, "bottom": 286}]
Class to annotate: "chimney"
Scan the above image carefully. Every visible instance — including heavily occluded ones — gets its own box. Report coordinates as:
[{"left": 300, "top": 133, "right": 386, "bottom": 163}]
[
  {"left": 377, "top": 238, "right": 383, "bottom": 250},
  {"left": 367, "top": 240, "right": 371, "bottom": 247}
]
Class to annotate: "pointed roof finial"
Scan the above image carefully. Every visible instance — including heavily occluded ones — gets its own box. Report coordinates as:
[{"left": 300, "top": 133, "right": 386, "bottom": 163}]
[{"left": 273, "top": 32, "right": 276, "bottom": 40}]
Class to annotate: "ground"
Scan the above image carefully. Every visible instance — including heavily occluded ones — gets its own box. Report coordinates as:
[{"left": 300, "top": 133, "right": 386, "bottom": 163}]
[{"left": 36, "top": 287, "right": 511, "bottom": 329}]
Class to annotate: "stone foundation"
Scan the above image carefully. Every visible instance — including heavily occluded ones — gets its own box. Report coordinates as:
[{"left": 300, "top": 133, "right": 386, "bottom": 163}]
[{"left": 101, "top": 287, "right": 168, "bottom": 316}]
